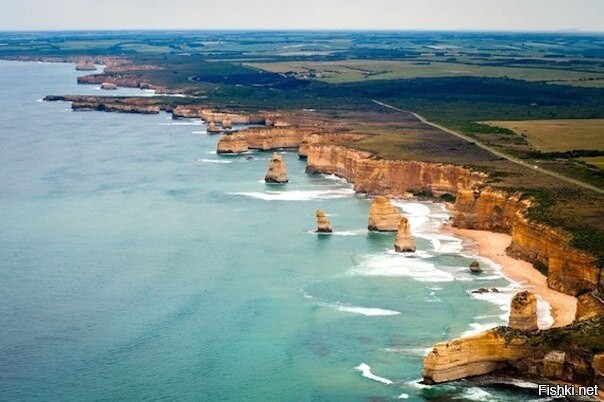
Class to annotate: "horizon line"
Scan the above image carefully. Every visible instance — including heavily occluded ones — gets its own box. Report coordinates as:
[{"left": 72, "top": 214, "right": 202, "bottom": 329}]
[{"left": 1, "top": 28, "right": 604, "bottom": 35}]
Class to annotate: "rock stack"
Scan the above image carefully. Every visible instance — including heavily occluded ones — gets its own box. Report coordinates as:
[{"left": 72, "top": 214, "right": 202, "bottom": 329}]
[
  {"left": 316, "top": 209, "right": 333, "bottom": 233},
  {"left": 509, "top": 291, "right": 538, "bottom": 331},
  {"left": 394, "top": 216, "right": 416, "bottom": 252},
  {"left": 221, "top": 119, "right": 232, "bottom": 130},
  {"left": 100, "top": 82, "right": 118, "bottom": 90},
  {"left": 265, "top": 153, "right": 288, "bottom": 183},
  {"left": 217, "top": 132, "right": 249, "bottom": 154},
  {"left": 207, "top": 121, "right": 222, "bottom": 134},
  {"left": 469, "top": 260, "right": 482, "bottom": 273},
  {"left": 367, "top": 197, "right": 400, "bottom": 231}
]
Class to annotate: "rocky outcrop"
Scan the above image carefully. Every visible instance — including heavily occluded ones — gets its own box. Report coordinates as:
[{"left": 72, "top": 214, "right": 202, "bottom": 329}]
[
  {"left": 217, "top": 132, "right": 248, "bottom": 154},
  {"left": 305, "top": 145, "right": 486, "bottom": 196},
  {"left": 454, "top": 187, "right": 601, "bottom": 296},
  {"left": 368, "top": 197, "right": 401, "bottom": 232},
  {"left": 316, "top": 209, "right": 333, "bottom": 233},
  {"left": 221, "top": 119, "right": 232, "bottom": 130},
  {"left": 423, "top": 315, "right": 603, "bottom": 386},
  {"left": 265, "top": 153, "right": 288, "bottom": 183},
  {"left": 394, "top": 216, "right": 416, "bottom": 252},
  {"left": 509, "top": 291, "right": 538, "bottom": 331},
  {"left": 44, "top": 95, "right": 163, "bottom": 114}
]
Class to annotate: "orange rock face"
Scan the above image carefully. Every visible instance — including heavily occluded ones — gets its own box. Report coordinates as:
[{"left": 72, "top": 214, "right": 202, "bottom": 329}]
[
  {"left": 216, "top": 127, "right": 313, "bottom": 154},
  {"left": 454, "top": 187, "right": 601, "bottom": 296},
  {"left": 422, "top": 329, "right": 528, "bottom": 384},
  {"left": 265, "top": 153, "right": 288, "bottom": 183},
  {"left": 394, "top": 216, "right": 416, "bottom": 252},
  {"left": 368, "top": 197, "right": 401, "bottom": 232},
  {"left": 509, "top": 291, "right": 538, "bottom": 331},
  {"left": 217, "top": 132, "right": 248, "bottom": 154},
  {"left": 316, "top": 209, "right": 333, "bottom": 233},
  {"left": 305, "top": 145, "right": 486, "bottom": 196}
]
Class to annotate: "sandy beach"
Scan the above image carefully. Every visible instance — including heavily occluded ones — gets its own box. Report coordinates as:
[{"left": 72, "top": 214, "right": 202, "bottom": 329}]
[{"left": 448, "top": 226, "right": 577, "bottom": 328}]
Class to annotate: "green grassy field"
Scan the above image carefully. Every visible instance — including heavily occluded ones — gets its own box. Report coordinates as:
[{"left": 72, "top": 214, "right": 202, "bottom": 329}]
[{"left": 484, "top": 119, "right": 604, "bottom": 152}]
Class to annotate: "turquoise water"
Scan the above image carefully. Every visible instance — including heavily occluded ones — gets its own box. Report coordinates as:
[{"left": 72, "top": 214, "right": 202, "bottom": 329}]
[{"left": 0, "top": 61, "right": 543, "bottom": 401}]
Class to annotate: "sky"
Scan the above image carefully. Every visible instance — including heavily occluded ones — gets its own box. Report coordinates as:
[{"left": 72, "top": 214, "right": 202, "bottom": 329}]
[{"left": 1, "top": 0, "right": 603, "bottom": 32}]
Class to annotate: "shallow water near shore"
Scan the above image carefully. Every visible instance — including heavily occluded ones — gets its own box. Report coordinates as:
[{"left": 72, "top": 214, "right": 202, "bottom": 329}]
[{"left": 0, "top": 60, "right": 548, "bottom": 401}]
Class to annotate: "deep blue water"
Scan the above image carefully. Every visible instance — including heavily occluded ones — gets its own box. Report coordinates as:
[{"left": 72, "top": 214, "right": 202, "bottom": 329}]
[{"left": 0, "top": 60, "right": 545, "bottom": 401}]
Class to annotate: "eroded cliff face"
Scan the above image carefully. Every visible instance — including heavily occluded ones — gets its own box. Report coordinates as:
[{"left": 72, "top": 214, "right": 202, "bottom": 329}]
[
  {"left": 44, "top": 95, "right": 164, "bottom": 114},
  {"left": 453, "top": 187, "right": 601, "bottom": 296},
  {"left": 368, "top": 197, "right": 401, "bottom": 232},
  {"left": 509, "top": 215, "right": 600, "bottom": 296},
  {"left": 305, "top": 145, "right": 486, "bottom": 196},
  {"left": 509, "top": 291, "right": 538, "bottom": 331},
  {"left": 422, "top": 329, "right": 528, "bottom": 384}
]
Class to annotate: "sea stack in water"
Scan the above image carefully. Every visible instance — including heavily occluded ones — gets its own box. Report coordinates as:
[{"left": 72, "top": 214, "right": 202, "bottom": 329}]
[
  {"left": 509, "top": 291, "right": 538, "bottom": 331},
  {"left": 265, "top": 153, "right": 288, "bottom": 183},
  {"left": 469, "top": 260, "right": 482, "bottom": 273},
  {"left": 221, "top": 119, "right": 232, "bottom": 130},
  {"left": 207, "top": 121, "right": 222, "bottom": 134},
  {"left": 316, "top": 209, "right": 333, "bottom": 233},
  {"left": 368, "top": 197, "right": 400, "bottom": 231},
  {"left": 75, "top": 60, "right": 96, "bottom": 71},
  {"left": 100, "top": 82, "right": 118, "bottom": 90},
  {"left": 394, "top": 216, "right": 416, "bottom": 252}
]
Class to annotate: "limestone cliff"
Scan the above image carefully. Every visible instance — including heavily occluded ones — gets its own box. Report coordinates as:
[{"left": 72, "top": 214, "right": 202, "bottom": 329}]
[
  {"left": 394, "top": 216, "right": 416, "bottom": 252},
  {"left": 172, "top": 105, "right": 266, "bottom": 124},
  {"left": 265, "top": 153, "right": 288, "bottom": 183},
  {"left": 454, "top": 187, "right": 601, "bottom": 296},
  {"left": 216, "top": 127, "right": 313, "bottom": 154},
  {"left": 305, "top": 145, "right": 486, "bottom": 196},
  {"left": 316, "top": 209, "right": 333, "bottom": 233},
  {"left": 422, "top": 329, "right": 528, "bottom": 384},
  {"left": 575, "top": 292, "right": 604, "bottom": 322},
  {"left": 368, "top": 197, "right": 401, "bottom": 232},
  {"left": 509, "top": 291, "right": 538, "bottom": 331},
  {"left": 217, "top": 132, "right": 249, "bottom": 154},
  {"left": 44, "top": 95, "right": 164, "bottom": 114},
  {"left": 423, "top": 315, "right": 603, "bottom": 386}
]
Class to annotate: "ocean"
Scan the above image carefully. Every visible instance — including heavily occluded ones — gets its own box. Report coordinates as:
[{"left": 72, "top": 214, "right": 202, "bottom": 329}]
[{"left": 0, "top": 60, "right": 548, "bottom": 401}]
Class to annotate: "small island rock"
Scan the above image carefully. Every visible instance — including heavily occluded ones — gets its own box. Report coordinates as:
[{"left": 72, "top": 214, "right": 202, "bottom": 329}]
[
  {"left": 316, "top": 209, "right": 333, "bottom": 233},
  {"left": 265, "top": 153, "right": 288, "bottom": 183},
  {"left": 394, "top": 216, "right": 416, "bottom": 252}
]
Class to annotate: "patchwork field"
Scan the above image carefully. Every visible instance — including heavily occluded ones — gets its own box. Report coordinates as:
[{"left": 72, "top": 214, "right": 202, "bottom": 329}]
[
  {"left": 247, "top": 60, "right": 604, "bottom": 84},
  {"left": 484, "top": 119, "right": 604, "bottom": 151}
]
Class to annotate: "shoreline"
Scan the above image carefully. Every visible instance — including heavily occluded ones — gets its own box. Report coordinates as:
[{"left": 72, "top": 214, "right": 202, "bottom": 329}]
[{"left": 446, "top": 225, "right": 577, "bottom": 328}]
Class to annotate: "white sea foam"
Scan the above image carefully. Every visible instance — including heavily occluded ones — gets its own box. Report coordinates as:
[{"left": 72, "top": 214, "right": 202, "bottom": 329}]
[
  {"left": 306, "top": 229, "right": 367, "bottom": 236},
  {"left": 196, "top": 158, "right": 232, "bottom": 164},
  {"left": 536, "top": 295, "right": 554, "bottom": 329},
  {"left": 320, "top": 174, "right": 350, "bottom": 184},
  {"left": 191, "top": 130, "right": 207, "bottom": 135},
  {"left": 333, "top": 304, "right": 401, "bottom": 316},
  {"left": 354, "top": 363, "right": 393, "bottom": 385},
  {"left": 230, "top": 188, "right": 355, "bottom": 201},
  {"left": 398, "top": 393, "right": 409, "bottom": 399},
  {"left": 351, "top": 253, "right": 455, "bottom": 282},
  {"left": 461, "top": 387, "right": 493, "bottom": 401},
  {"left": 381, "top": 347, "right": 432, "bottom": 356}
]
